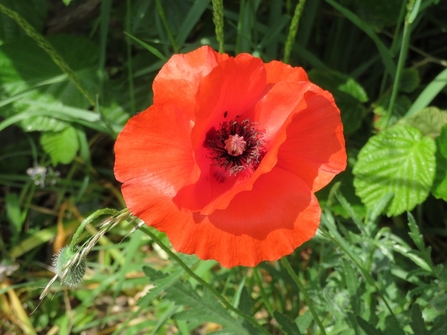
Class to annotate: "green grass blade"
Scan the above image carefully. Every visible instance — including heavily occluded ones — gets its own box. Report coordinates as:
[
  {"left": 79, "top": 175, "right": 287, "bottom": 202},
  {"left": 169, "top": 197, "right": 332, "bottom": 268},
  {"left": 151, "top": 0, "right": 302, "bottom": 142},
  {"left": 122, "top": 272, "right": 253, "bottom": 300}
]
[
  {"left": 325, "top": 0, "right": 396, "bottom": 78},
  {"left": 406, "top": 67, "right": 447, "bottom": 117}
]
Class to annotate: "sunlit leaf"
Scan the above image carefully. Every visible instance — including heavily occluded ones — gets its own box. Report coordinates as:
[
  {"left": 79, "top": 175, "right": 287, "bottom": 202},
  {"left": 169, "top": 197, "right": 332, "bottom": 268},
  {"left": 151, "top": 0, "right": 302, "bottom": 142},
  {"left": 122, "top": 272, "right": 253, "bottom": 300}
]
[
  {"left": 0, "top": 35, "right": 100, "bottom": 132},
  {"left": 399, "top": 107, "right": 447, "bottom": 138},
  {"left": 40, "top": 126, "right": 79, "bottom": 165},
  {"left": 353, "top": 126, "right": 436, "bottom": 216},
  {"left": 432, "top": 124, "right": 447, "bottom": 201}
]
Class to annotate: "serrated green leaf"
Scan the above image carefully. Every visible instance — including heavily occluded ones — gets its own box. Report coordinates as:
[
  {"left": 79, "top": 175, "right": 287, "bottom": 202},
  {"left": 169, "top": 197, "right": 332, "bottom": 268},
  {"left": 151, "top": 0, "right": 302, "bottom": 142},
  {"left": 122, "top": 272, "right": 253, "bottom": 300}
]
[
  {"left": 238, "top": 288, "right": 257, "bottom": 335},
  {"left": 20, "top": 114, "right": 69, "bottom": 132},
  {"left": 392, "top": 244, "right": 432, "bottom": 272},
  {"left": 432, "top": 124, "right": 447, "bottom": 201},
  {"left": 40, "top": 126, "right": 79, "bottom": 165},
  {"left": 356, "top": 316, "right": 383, "bottom": 335},
  {"left": 273, "top": 311, "right": 301, "bottom": 335},
  {"left": 167, "top": 282, "right": 247, "bottom": 334},
  {"left": 399, "top": 68, "right": 420, "bottom": 93},
  {"left": 410, "top": 304, "right": 428, "bottom": 335},
  {"left": 400, "top": 107, "right": 447, "bottom": 138},
  {"left": 138, "top": 266, "right": 184, "bottom": 307},
  {"left": 407, "top": 213, "right": 426, "bottom": 252},
  {"left": 353, "top": 126, "right": 436, "bottom": 217}
]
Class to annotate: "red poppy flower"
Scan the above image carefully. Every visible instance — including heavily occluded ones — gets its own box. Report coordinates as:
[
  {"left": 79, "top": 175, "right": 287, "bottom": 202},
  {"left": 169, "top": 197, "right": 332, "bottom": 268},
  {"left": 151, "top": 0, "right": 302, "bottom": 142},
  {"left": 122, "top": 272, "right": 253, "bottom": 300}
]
[{"left": 114, "top": 46, "right": 346, "bottom": 267}]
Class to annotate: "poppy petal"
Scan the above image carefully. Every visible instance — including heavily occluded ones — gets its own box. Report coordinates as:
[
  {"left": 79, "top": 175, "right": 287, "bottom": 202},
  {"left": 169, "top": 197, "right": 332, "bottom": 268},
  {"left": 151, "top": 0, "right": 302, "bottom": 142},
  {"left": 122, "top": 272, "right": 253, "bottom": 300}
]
[
  {"left": 277, "top": 89, "right": 347, "bottom": 192},
  {"left": 153, "top": 46, "right": 229, "bottom": 120},
  {"left": 198, "top": 81, "right": 314, "bottom": 214},
  {"left": 132, "top": 167, "right": 320, "bottom": 268},
  {"left": 265, "top": 60, "right": 309, "bottom": 84},
  {"left": 174, "top": 54, "right": 267, "bottom": 211},
  {"left": 114, "top": 104, "right": 198, "bottom": 196}
]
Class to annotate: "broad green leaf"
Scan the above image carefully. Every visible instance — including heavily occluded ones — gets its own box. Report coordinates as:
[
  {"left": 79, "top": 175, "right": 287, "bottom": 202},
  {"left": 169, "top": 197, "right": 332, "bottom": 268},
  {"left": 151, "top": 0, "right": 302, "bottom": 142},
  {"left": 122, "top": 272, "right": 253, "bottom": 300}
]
[
  {"left": 40, "top": 126, "right": 79, "bottom": 165},
  {"left": 432, "top": 125, "right": 447, "bottom": 201},
  {"left": 0, "top": 0, "right": 47, "bottom": 43},
  {"left": 167, "top": 281, "right": 247, "bottom": 334},
  {"left": 410, "top": 304, "right": 428, "bottom": 335},
  {"left": 273, "top": 311, "right": 301, "bottom": 335},
  {"left": 399, "top": 107, "right": 447, "bottom": 138},
  {"left": 353, "top": 126, "right": 436, "bottom": 217},
  {"left": 309, "top": 69, "right": 368, "bottom": 134},
  {"left": 0, "top": 35, "right": 100, "bottom": 132}
]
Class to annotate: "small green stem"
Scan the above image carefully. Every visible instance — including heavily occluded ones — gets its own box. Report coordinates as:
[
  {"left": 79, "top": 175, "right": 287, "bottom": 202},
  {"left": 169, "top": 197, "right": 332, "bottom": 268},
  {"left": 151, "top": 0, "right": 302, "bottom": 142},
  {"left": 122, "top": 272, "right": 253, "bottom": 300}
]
[
  {"left": 385, "top": 22, "right": 411, "bottom": 127},
  {"left": 125, "top": 0, "right": 136, "bottom": 115},
  {"left": 281, "top": 257, "right": 326, "bottom": 335},
  {"left": 253, "top": 267, "right": 274, "bottom": 316},
  {"left": 386, "top": 0, "right": 417, "bottom": 127},
  {"left": 155, "top": 0, "right": 179, "bottom": 53},
  {"left": 137, "top": 224, "right": 270, "bottom": 335},
  {"left": 69, "top": 208, "right": 120, "bottom": 252},
  {"left": 211, "top": 0, "right": 225, "bottom": 53},
  {"left": 283, "top": 0, "right": 307, "bottom": 64},
  {"left": 0, "top": 4, "right": 96, "bottom": 107}
]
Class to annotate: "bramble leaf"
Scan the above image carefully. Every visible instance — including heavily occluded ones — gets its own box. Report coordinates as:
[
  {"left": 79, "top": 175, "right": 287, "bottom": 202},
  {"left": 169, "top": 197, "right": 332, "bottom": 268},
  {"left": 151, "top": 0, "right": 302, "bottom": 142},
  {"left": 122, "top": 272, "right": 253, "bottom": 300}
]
[
  {"left": 399, "top": 107, "right": 447, "bottom": 138},
  {"left": 432, "top": 124, "right": 447, "bottom": 201},
  {"left": 40, "top": 126, "right": 79, "bottom": 165},
  {"left": 353, "top": 126, "right": 436, "bottom": 216}
]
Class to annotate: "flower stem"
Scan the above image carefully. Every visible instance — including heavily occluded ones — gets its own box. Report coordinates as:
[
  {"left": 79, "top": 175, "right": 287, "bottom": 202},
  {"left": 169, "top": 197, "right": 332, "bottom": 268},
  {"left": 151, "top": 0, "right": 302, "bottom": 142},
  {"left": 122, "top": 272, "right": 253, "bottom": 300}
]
[
  {"left": 155, "top": 0, "right": 179, "bottom": 53},
  {"left": 281, "top": 257, "right": 326, "bottom": 335},
  {"left": 125, "top": 0, "right": 136, "bottom": 115},
  {"left": 69, "top": 208, "right": 120, "bottom": 252},
  {"left": 386, "top": 0, "right": 419, "bottom": 127},
  {"left": 137, "top": 224, "right": 270, "bottom": 335},
  {"left": 283, "top": 0, "right": 307, "bottom": 64}
]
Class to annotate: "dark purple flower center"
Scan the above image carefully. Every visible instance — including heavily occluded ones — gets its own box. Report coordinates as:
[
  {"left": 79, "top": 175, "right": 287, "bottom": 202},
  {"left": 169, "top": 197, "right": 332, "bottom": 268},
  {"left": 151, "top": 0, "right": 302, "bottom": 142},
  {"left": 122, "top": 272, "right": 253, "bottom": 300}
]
[{"left": 203, "top": 114, "right": 265, "bottom": 177}]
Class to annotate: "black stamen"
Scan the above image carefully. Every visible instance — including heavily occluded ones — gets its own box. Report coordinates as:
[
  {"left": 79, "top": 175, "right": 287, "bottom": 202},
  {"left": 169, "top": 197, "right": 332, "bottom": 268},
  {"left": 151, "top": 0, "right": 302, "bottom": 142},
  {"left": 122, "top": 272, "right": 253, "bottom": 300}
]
[{"left": 203, "top": 117, "right": 265, "bottom": 179}]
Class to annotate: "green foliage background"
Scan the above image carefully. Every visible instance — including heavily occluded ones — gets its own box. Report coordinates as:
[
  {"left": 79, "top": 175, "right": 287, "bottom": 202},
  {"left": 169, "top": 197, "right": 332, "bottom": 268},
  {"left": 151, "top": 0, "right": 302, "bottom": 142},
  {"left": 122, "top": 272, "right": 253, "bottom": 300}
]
[{"left": 0, "top": 0, "right": 446, "bottom": 334}]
